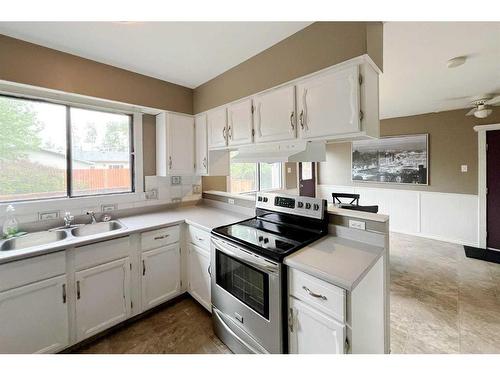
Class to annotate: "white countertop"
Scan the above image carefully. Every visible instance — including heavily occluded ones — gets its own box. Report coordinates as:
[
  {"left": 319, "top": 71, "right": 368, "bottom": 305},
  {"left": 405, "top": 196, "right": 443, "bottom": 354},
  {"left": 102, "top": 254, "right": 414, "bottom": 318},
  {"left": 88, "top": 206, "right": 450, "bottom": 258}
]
[
  {"left": 0, "top": 203, "right": 252, "bottom": 265},
  {"left": 284, "top": 235, "right": 385, "bottom": 291}
]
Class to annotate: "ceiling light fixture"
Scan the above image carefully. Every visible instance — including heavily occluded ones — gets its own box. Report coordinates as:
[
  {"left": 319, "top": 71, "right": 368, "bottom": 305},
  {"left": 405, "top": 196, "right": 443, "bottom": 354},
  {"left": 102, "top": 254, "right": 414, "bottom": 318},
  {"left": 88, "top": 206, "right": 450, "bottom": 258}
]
[{"left": 447, "top": 56, "right": 467, "bottom": 69}]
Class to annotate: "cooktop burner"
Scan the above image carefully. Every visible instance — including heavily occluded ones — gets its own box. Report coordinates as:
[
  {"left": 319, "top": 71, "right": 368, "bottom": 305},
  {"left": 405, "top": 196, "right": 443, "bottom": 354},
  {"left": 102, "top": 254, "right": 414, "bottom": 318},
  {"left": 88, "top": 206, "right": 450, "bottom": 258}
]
[{"left": 212, "top": 193, "right": 328, "bottom": 261}]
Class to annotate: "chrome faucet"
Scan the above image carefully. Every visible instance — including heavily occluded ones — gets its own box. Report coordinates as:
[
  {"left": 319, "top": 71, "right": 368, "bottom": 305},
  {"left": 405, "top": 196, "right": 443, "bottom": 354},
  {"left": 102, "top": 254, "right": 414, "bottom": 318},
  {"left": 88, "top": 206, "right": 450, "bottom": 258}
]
[
  {"left": 63, "top": 212, "right": 74, "bottom": 228},
  {"left": 86, "top": 211, "right": 98, "bottom": 224}
]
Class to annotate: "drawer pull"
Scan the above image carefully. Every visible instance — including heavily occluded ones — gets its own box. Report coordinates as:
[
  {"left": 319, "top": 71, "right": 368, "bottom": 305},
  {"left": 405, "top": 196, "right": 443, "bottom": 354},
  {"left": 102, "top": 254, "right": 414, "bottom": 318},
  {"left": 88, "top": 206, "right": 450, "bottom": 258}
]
[
  {"left": 154, "top": 234, "right": 170, "bottom": 240},
  {"left": 302, "top": 286, "right": 327, "bottom": 300},
  {"left": 62, "top": 283, "right": 67, "bottom": 304},
  {"left": 196, "top": 236, "right": 205, "bottom": 242},
  {"left": 76, "top": 281, "right": 81, "bottom": 300},
  {"left": 142, "top": 260, "right": 146, "bottom": 276}
]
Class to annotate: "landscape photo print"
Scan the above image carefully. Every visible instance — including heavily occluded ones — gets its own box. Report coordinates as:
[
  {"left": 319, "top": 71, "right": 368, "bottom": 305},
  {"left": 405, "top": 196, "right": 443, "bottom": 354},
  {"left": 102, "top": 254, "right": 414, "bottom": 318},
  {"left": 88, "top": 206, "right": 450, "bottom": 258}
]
[{"left": 352, "top": 134, "right": 428, "bottom": 185}]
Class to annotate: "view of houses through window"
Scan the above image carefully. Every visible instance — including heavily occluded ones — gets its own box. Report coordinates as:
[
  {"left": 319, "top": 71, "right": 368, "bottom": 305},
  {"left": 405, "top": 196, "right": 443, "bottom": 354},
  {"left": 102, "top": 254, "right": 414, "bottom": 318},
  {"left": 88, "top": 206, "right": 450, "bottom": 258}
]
[
  {"left": 0, "top": 95, "right": 133, "bottom": 202},
  {"left": 230, "top": 152, "right": 282, "bottom": 194}
]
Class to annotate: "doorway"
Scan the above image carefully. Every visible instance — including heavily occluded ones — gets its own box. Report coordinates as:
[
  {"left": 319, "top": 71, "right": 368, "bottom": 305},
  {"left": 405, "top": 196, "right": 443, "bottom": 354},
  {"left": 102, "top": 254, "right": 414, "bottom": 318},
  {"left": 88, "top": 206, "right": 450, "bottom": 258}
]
[
  {"left": 487, "top": 130, "right": 500, "bottom": 250},
  {"left": 298, "top": 162, "right": 316, "bottom": 197}
]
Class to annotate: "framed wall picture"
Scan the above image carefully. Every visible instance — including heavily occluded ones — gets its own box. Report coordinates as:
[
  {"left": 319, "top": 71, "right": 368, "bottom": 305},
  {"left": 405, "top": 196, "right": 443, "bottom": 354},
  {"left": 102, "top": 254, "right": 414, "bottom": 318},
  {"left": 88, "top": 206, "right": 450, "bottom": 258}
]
[{"left": 352, "top": 134, "right": 429, "bottom": 185}]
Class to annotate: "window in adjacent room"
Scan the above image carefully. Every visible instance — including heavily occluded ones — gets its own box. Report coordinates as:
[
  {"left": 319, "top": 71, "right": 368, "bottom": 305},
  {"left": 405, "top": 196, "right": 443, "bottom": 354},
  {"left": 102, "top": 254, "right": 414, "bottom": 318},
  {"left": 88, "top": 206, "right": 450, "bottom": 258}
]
[{"left": 229, "top": 152, "right": 282, "bottom": 194}]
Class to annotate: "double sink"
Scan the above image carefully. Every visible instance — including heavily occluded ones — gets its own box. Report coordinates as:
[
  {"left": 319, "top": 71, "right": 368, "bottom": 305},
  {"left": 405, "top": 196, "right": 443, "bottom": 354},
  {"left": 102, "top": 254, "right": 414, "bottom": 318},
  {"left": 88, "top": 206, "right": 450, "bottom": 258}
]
[{"left": 0, "top": 220, "right": 124, "bottom": 252}]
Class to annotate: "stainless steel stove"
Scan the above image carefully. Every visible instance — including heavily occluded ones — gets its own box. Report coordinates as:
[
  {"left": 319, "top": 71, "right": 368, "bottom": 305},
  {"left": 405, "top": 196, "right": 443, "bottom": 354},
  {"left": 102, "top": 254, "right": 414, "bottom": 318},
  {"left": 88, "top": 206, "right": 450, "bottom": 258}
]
[{"left": 210, "top": 192, "right": 328, "bottom": 354}]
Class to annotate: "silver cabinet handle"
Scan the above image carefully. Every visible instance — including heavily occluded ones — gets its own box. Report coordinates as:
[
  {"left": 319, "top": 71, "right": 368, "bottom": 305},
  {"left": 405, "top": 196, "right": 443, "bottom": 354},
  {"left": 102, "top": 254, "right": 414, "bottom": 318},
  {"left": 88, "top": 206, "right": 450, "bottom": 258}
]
[
  {"left": 142, "top": 260, "right": 146, "bottom": 276},
  {"left": 290, "top": 111, "right": 295, "bottom": 131},
  {"left": 196, "top": 236, "right": 204, "bottom": 242},
  {"left": 222, "top": 126, "right": 227, "bottom": 141},
  {"left": 302, "top": 286, "right": 327, "bottom": 300},
  {"left": 154, "top": 234, "right": 169, "bottom": 240},
  {"left": 76, "top": 281, "right": 81, "bottom": 300},
  {"left": 62, "top": 283, "right": 66, "bottom": 304},
  {"left": 207, "top": 264, "right": 212, "bottom": 277},
  {"left": 299, "top": 110, "right": 304, "bottom": 129},
  {"left": 168, "top": 156, "right": 172, "bottom": 169},
  {"left": 228, "top": 126, "right": 232, "bottom": 140},
  {"left": 202, "top": 157, "right": 207, "bottom": 168},
  {"left": 288, "top": 307, "right": 294, "bottom": 333}
]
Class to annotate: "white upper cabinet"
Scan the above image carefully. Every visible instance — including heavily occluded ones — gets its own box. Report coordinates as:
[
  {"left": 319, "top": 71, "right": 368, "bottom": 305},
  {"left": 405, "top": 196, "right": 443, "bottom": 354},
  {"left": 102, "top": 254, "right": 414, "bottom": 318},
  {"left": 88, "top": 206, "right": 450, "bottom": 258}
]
[
  {"left": 254, "top": 85, "right": 296, "bottom": 143},
  {"left": 207, "top": 106, "right": 228, "bottom": 149},
  {"left": 195, "top": 113, "right": 208, "bottom": 175},
  {"left": 0, "top": 275, "right": 69, "bottom": 354},
  {"left": 297, "top": 65, "right": 361, "bottom": 139},
  {"left": 156, "top": 112, "right": 195, "bottom": 176},
  {"left": 227, "top": 98, "right": 253, "bottom": 146}
]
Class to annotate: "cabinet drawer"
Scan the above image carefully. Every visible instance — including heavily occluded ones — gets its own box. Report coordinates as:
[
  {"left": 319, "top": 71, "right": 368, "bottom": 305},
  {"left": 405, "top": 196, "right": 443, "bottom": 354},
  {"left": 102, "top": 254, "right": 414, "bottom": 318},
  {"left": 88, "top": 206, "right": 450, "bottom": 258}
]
[
  {"left": 141, "top": 226, "right": 179, "bottom": 251},
  {"left": 289, "top": 269, "right": 346, "bottom": 323},
  {"left": 187, "top": 225, "right": 210, "bottom": 251},
  {"left": 0, "top": 252, "right": 66, "bottom": 292},
  {"left": 74, "top": 237, "right": 130, "bottom": 271}
]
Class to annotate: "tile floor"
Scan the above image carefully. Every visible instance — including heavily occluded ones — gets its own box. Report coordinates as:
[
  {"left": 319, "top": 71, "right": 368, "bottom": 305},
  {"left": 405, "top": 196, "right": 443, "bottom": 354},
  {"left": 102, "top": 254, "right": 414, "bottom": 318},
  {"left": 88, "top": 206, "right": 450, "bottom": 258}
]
[{"left": 74, "top": 232, "right": 500, "bottom": 354}]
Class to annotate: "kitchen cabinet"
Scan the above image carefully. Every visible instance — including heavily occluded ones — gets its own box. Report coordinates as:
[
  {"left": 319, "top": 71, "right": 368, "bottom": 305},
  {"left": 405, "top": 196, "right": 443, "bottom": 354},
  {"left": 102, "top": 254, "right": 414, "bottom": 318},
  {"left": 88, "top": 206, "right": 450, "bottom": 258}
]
[
  {"left": 75, "top": 257, "right": 131, "bottom": 341},
  {"left": 195, "top": 113, "right": 230, "bottom": 176},
  {"left": 0, "top": 275, "right": 69, "bottom": 353},
  {"left": 227, "top": 98, "right": 254, "bottom": 146},
  {"left": 207, "top": 106, "right": 228, "bottom": 149},
  {"left": 141, "top": 243, "right": 181, "bottom": 310},
  {"left": 253, "top": 85, "right": 296, "bottom": 144},
  {"left": 156, "top": 112, "right": 195, "bottom": 176},
  {"left": 187, "top": 243, "right": 211, "bottom": 311},
  {"left": 288, "top": 297, "right": 346, "bottom": 354},
  {"left": 297, "top": 65, "right": 361, "bottom": 139}
]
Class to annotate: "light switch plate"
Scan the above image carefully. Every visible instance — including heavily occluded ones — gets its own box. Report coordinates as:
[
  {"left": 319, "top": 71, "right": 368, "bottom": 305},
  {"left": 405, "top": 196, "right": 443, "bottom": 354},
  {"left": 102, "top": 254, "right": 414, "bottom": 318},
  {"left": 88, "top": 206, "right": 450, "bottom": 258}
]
[
  {"left": 171, "top": 176, "right": 181, "bottom": 185},
  {"left": 39, "top": 211, "right": 60, "bottom": 221},
  {"left": 461, "top": 165, "right": 468, "bottom": 173},
  {"left": 349, "top": 219, "right": 366, "bottom": 230},
  {"left": 228, "top": 198, "right": 235, "bottom": 205}
]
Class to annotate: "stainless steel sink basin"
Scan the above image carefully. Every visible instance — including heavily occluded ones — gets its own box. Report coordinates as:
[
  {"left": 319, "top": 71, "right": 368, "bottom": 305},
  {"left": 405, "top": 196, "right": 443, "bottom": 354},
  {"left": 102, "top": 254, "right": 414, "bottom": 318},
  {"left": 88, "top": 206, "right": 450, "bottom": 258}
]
[
  {"left": 0, "top": 230, "right": 67, "bottom": 251},
  {"left": 71, "top": 221, "right": 123, "bottom": 237}
]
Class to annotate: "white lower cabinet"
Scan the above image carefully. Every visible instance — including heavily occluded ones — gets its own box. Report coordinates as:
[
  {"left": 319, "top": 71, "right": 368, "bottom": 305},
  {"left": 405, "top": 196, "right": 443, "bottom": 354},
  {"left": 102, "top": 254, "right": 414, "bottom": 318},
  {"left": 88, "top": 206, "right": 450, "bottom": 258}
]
[
  {"left": 0, "top": 275, "right": 69, "bottom": 353},
  {"left": 288, "top": 297, "right": 345, "bottom": 354},
  {"left": 141, "top": 243, "right": 181, "bottom": 310},
  {"left": 75, "top": 257, "right": 131, "bottom": 341},
  {"left": 187, "top": 243, "right": 211, "bottom": 311}
]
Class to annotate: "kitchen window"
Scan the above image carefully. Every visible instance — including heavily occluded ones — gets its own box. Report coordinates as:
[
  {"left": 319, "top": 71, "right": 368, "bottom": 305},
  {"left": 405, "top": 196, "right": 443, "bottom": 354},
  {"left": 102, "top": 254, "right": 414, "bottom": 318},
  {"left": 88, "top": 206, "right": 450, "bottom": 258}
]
[
  {"left": 230, "top": 152, "right": 282, "bottom": 194},
  {"left": 0, "top": 94, "right": 134, "bottom": 203}
]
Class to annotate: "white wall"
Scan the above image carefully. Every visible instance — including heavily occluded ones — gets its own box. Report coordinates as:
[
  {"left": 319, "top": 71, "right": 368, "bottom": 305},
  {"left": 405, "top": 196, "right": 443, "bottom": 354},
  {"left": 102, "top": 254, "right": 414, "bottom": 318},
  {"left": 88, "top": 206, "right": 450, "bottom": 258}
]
[{"left": 318, "top": 184, "right": 478, "bottom": 246}]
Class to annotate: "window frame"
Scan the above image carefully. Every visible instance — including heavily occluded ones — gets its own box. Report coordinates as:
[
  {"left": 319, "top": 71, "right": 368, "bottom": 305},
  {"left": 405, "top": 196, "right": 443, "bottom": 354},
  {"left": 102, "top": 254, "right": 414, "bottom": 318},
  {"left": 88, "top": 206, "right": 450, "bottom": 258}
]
[
  {"left": 0, "top": 93, "right": 135, "bottom": 204},
  {"left": 229, "top": 159, "right": 283, "bottom": 194}
]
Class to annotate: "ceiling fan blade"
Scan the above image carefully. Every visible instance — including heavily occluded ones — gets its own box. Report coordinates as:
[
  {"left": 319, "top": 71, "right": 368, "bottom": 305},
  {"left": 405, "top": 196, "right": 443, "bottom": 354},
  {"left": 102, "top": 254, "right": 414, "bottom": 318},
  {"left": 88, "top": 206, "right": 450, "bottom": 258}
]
[
  {"left": 465, "top": 108, "right": 476, "bottom": 116},
  {"left": 486, "top": 95, "right": 500, "bottom": 105}
]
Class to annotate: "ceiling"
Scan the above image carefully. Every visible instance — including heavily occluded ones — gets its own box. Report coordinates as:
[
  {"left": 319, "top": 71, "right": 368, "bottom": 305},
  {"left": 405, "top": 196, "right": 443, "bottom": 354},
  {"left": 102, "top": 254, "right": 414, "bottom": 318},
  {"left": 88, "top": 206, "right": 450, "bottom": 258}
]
[
  {"left": 381, "top": 22, "right": 500, "bottom": 119},
  {"left": 0, "top": 22, "right": 311, "bottom": 89}
]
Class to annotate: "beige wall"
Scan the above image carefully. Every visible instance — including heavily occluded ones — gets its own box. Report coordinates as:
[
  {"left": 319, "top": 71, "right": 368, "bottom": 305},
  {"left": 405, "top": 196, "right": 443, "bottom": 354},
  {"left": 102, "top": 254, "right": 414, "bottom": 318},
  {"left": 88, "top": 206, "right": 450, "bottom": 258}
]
[
  {"left": 0, "top": 34, "right": 193, "bottom": 114},
  {"left": 318, "top": 109, "right": 500, "bottom": 195},
  {"left": 142, "top": 114, "right": 157, "bottom": 178},
  {"left": 193, "top": 22, "right": 383, "bottom": 113}
]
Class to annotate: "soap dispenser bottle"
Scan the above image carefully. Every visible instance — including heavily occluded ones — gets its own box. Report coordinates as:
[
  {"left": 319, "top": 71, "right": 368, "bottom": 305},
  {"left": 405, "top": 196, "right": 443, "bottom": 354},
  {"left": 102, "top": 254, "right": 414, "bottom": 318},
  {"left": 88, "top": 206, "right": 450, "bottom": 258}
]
[{"left": 2, "top": 205, "right": 19, "bottom": 237}]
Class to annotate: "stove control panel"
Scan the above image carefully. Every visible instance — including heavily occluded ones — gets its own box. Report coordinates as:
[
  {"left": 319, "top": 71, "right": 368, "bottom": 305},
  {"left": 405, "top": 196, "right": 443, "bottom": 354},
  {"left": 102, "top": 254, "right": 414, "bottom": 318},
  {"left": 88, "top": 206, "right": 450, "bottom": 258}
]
[{"left": 256, "top": 192, "right": 326, "bottom": 220}]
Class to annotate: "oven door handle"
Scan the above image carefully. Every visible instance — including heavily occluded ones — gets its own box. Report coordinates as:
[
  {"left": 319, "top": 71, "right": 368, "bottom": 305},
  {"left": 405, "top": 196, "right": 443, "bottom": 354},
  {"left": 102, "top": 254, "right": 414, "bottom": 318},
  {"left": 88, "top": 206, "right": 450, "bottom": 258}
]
[{"left": 211, "top": 237, "right": 279, "bottom": 274}]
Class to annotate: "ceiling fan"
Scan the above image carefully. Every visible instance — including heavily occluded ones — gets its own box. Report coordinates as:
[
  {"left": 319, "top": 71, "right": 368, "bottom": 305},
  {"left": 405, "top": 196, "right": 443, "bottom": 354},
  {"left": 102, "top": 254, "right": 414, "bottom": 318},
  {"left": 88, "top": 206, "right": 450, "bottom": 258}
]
[{"left": 465, "top": 95, "right": 500, "bottom": 118}]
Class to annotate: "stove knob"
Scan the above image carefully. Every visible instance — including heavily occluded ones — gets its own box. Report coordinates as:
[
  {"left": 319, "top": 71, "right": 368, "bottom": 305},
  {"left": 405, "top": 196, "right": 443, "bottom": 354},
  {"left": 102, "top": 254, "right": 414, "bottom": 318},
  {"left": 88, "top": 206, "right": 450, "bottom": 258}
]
[
  {"left": 263, "top": 238, "right": 269, "bottom": 244},
  {"left": 258, "top": 236, "right": 263, "bottom": 242},
  {"left": 263, "top": 197, "right": 268, "bottom": 203},
  {"left": 313, "top": 203, "right": 320, "bottom": 211},
  {"left": 257, "top": 196, "right": 263, "bottom": 202},
  {"left": 305, "top": 203, "right": 311, "bottom": 209},
  {"left": 297, "top": 202, "right": 304, "bottom": 208}
]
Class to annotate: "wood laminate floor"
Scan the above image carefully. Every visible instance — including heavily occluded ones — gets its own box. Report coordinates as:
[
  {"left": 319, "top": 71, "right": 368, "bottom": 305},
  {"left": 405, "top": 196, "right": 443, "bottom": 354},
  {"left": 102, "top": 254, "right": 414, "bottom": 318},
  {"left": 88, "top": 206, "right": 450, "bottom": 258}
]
[{"left": 74, "top": 232, "right": 500, "bottom": 354}]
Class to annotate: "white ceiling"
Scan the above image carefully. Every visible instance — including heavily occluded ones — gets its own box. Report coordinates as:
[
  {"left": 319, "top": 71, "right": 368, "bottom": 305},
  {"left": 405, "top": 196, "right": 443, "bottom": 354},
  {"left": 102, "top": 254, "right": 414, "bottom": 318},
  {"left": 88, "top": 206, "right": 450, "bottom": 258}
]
[
  {"left": 0, "top": 22, "right": 311, "bottom": 89},
  {"left": 0, "top": 22, "right": 499, "bottom": 119},
  {"left": 381, "top": 22, "right": 500, "bottom": 119}
]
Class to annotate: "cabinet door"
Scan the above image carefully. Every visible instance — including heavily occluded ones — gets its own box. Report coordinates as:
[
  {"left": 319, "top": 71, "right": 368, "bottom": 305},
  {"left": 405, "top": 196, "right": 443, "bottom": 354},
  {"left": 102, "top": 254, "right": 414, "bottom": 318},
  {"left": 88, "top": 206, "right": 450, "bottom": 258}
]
[
  {"left": 188, "top": 243, "right": 211, "bottom": 311},
  {"left": 167, "top": 113, "right": 195, "bottom": 175},
  {"left": 227, "top": 98, "right": 253, "bottom": 146},
  {"left": 0, "top": 275, "right": 69, "bottom": 353},
  {"left": 297, "top": 65, "right": 360, "bottom": 139},
  {"left": 195, "top": 113, "right": 208, "bottom": 175},
  {"left": 254, "top": 85, "right": 296, "bottom": 143},
  {"left": 75, "top": 258, "right": 131, "bottom": 341},
  {"left": 141, "top": 243, "right": 181, "bottom": 311},
  {"left": 289, "top": 298, "right": 345, "bottom": 354},
  {"left": 207, "top": 107, "right": 227, "bottom": 148}
]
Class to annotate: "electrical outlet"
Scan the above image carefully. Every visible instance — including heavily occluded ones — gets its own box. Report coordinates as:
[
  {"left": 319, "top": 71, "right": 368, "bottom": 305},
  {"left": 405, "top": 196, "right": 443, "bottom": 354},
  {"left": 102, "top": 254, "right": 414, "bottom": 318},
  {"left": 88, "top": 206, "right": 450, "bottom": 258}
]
[
  {"left": 171, "top": 197, "right": 182, "bottom": 203},
  {"left": 193, "top": 184, "right": 202, "bottom": 194},
  {"left": 145, "top": 189, "right": 158, "bottom": 200},
  {"left": 228, "top": 198, "right": 235, "bottom": 205},
  {"left": 349, "top": 219, "right": 366, "bottom": 230},
  {"left": 287, "top": 167, "right": 292, "bottom": 173},
  {"left": 101, "top": 204, "right": 117, "bottom": 212},
  {"left": 171, "top": 176, "right": 181, "bottom": 185},
  {"left": 39, "top": 211, "right": 60, "bottom": 221},
  {"left": 461, "top": 165, "right": 468, "bottom": 173}
]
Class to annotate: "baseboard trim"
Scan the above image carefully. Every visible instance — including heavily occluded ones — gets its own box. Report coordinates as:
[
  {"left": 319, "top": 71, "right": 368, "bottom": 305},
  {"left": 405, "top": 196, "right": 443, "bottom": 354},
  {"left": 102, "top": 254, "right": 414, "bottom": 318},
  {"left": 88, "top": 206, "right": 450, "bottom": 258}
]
[{"left": 464, "top": 245, "right": 500, "bottom": 264}]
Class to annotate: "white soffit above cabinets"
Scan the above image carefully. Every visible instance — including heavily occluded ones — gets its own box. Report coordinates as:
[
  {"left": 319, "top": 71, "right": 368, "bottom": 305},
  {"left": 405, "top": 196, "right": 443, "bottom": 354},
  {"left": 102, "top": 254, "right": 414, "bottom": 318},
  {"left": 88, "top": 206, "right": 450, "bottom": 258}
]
[
  {"left": 381, "top": 22, "right": 500, "bottom": 119},
  {"left": 232, "top": 141, "right": 326, "bottom": 163},
  {"left": 0, "top": 22, "right": 311, "bottom": 89}
]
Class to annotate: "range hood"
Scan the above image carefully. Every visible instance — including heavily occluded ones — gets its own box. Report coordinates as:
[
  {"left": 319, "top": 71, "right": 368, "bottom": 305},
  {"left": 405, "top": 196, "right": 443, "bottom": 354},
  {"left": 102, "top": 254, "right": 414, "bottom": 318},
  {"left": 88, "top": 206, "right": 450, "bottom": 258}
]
[{"left": 231, "top": 140, "right": 326, "bottom": 163}]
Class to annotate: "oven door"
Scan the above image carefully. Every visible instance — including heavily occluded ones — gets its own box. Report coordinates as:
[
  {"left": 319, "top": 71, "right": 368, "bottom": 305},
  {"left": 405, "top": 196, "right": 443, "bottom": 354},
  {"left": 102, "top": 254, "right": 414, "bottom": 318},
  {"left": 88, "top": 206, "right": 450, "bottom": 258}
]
[{"left": 211, "top": 236, "right": 282, "bottom": 354}]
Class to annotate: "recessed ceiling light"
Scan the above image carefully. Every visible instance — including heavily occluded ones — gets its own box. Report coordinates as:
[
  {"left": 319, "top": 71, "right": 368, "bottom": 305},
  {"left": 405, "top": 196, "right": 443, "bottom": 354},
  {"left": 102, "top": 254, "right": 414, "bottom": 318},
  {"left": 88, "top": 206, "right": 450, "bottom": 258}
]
[{"left": 447, "top": 56, "right": 467, "bottom": 68}]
